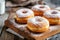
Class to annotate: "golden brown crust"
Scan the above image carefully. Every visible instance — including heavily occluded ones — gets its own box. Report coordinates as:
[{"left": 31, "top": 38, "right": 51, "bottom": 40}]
[
  {"left": 15, "top": 14, "right": 34, "bottom": 24},
  {"left": 32, "top": 8, "right": 50, "bottom": 16},
  {"left": 27, "top": 22, "right": 49, "bottom": 32},
  {"left": 33, "top": 10, "right": 44, "bottom": 16},
  {"left": 32, "top": 5, "right": 50, "bottom": 16},
  {"left": 43, "top": 16, "right": 60, "bottom": 25},
  {"left": 27, "top": 16, "right": 49, "bottom": 33}
]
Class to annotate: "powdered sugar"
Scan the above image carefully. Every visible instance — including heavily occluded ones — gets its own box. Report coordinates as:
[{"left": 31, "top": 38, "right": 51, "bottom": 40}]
[
  {"left": 28, "top": 16, "right": 49, "bottom": 27},
  {"left": 44, "top": 10, "right": 60, "bottom": 18},
  {"left": 16, "top": 8, "right": 34, "bottom": 18},
  {"left": 32, "top": 5, "right": 50, "bottom": 11}
]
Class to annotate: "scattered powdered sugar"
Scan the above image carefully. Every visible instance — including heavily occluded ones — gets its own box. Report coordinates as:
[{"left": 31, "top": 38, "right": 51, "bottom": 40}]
[
  {"left": 16, "top": 8, "right": 34, "bottom": 18},
  {"left": 32, "top": 5, "right": 50, "bottom": 11},
  {"left": 28, "top": 16, "right": 49, "bottom": 27},
  {"left": 44, "top": 10, "right": 60, "bottom": 18}
]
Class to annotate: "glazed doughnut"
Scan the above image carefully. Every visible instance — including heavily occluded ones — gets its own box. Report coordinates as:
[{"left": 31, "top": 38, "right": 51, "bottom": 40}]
[
  {"left": 32, "top": 5, "right": 50, "bottom": 16},
  {"left": 44, "top": 10, "right": 60, "bottom": 25},
  {"left": 15, "top": 8, "right": 34, "bottom": 24},
  {"left": 27, "top": 16, "right": 49, "bottom": 32}
]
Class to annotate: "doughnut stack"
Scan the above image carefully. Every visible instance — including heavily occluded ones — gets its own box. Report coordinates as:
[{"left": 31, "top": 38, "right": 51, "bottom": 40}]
[{"left": 14, "top": 4, "right": 60, "bottom": 33}]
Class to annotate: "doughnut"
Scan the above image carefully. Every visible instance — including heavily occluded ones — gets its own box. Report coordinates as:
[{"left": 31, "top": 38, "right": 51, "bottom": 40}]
[
  {"left": 27, "top": 16, "right": 49, "bottom": 32},
  {"left": 32, "top": 5, "right": 50, "bottom": 16},
  {"left": 43, "top": 10, "right": 60, "bottom": 25},
  {"left": 15, "top": 8, "right": 34, "bottom": 24}
]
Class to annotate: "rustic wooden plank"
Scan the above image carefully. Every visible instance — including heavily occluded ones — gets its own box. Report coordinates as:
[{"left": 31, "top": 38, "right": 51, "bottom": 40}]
[
  {"left": 0, "top": 27, "right": 24, "bottom": 40},
  {"left": 0, "top": 27, "right": 14, "bottom": 40},
  {"left": 5, "top": 8, "right": 60, "bottom": 40},
  {"left": 5, "top": 18, "right": 60, "bottom": 40},
  {"left": 5, "top": 20, "right": 34, "bottom": 40}
]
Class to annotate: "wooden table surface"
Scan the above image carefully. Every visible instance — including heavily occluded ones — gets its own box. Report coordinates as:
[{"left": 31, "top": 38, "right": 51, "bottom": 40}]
[{"left": 5, "top": 13, "right": 60, "bottom": 40}]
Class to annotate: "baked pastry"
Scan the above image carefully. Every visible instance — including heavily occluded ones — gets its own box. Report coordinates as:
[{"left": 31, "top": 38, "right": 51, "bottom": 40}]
[
  {"left": 15, "top": 8, "right": 34, "bottom": 24},
  {"left": 32, "top": 5, "right": 50, "bottom": 16},
  {"left": 44, "top": 10, "right": 60, "bottom": 25},
  {"left": 27, "top": 16, "right": 49, "bottom": 32}
]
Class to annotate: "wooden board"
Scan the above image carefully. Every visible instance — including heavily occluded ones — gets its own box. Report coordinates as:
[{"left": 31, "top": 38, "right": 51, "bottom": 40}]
[{"left": 4, "top": 13, "right": 60, "bottom": 40}]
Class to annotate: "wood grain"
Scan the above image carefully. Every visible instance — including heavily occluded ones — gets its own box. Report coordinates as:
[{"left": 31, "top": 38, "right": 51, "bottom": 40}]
[
  {"left": 5, "top": 17, "right": 60, "bottom": 40},
  {"left": 0, "top": 27, "right": 14, "bottom": 40}
]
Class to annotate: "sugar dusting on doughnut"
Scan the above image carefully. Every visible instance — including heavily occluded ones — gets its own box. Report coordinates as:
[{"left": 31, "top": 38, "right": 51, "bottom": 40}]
[
  {"left": 32, "top": 5, "right": 50, "bottom": 11},
  {"left": 44, "top": 10, "right": 60, "bottom": 18},
  {"left": 16, "top": 8, "right": 34, "bottom": 18},
  {"left": 28, "top": 16, "right": 49, "bottom": 28}
]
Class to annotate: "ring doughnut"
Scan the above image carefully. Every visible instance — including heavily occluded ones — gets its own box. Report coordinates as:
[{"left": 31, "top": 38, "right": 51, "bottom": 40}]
[
  {"left": 27, "top": 16, "right": 49, "bottom": 32},
  {"left": 44, "top": 10, "right": 60, "bottom": 25},
  {"left": 15, "top": 8, "right": 34, "bottom": 24},
  {"left": 32, "top": 5, "right": 50, "bottom": 16}
]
